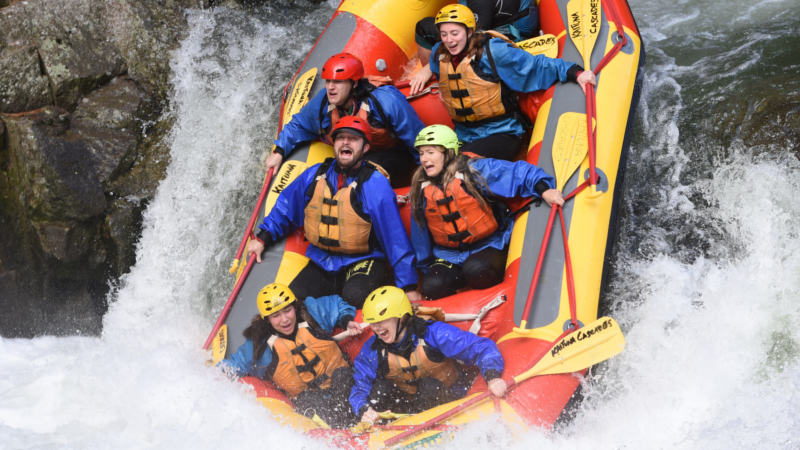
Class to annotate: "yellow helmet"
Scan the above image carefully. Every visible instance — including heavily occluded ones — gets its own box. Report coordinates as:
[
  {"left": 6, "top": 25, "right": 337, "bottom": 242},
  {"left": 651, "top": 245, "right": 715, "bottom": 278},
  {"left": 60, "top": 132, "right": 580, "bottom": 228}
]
[
  {"left": 257, "top": 283, "right": 297, "bottom": 318},
  {"left": 362, "top": 286, "right": 413, "bottom": 323},
  {"left": 434, "top": 3, "right": 476, "bottom": 30}
]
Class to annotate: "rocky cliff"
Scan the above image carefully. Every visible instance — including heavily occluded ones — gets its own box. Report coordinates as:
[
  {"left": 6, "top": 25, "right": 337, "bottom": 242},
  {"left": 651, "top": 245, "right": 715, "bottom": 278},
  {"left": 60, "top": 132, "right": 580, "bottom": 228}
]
[{"left": 0, "top": 0, "right": 211, "bottom": 336}]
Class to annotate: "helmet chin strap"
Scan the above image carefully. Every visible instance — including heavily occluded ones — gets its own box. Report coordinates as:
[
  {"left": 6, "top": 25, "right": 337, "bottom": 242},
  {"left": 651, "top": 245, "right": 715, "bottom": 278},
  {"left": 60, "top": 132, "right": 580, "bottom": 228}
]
[{"left": 394, "top": 315, "right": 410, "bottom": 343}]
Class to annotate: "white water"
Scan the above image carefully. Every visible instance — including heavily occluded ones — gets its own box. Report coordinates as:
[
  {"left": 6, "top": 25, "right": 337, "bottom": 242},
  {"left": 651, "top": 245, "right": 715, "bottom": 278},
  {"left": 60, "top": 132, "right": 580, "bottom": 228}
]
[{"left": 2, "top": 1, "right": 799, "bottom": 449}]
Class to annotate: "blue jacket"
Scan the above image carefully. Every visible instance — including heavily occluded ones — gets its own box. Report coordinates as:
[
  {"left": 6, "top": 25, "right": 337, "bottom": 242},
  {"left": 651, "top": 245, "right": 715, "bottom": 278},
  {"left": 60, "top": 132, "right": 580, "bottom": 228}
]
[
  {"left": 411, "top": 158, "right": 555, "bottom": 267},
  {"left": 429, "top": 37, "right": 576, "bottom": 143},
  {"left": 274, "top": 84, "right": 424, "bottom": 158},
  {"left": 220, "top": 295, "right": 356, "bottom": 379},
  {"left": 257, "top": 160, "right": 418, "bottom": 289},
  {"left": 461, "top": 0, "right": 535, "bottom": 40},
  {"left": 349, "top": 320, "right": 504, "bottom": 416}
]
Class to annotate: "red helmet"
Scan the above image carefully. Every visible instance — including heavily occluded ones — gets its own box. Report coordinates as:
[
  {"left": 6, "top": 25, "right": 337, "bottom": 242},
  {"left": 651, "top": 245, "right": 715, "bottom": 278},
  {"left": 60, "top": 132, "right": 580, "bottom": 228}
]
[
  {"left": 321, "top": 53, "right": 364, "bottom": 82},
  {"left": 331, "top": 116, "right": 372, "bottom": 144}
]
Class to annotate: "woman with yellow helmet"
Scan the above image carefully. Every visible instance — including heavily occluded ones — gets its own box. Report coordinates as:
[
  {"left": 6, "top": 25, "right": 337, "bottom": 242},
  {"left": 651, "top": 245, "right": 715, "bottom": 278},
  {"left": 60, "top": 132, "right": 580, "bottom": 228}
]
[
  {"left": 220, "top": 283, "right": 364, "bottom": 427},
  {"left": 409, "top": 3, "right": 596, "bottom": 161},
  {"left": 349, "top": 286, "right": 507, "bottom": 423},
  {"left": 415, "top": 0, "right": 539, "bottom": 56}
]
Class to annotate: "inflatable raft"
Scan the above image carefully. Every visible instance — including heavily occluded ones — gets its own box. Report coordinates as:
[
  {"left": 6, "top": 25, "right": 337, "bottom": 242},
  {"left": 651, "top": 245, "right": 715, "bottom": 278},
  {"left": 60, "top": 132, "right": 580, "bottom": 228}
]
[{"left": 205, "top": 0, "right": 643, "bottom": 447}]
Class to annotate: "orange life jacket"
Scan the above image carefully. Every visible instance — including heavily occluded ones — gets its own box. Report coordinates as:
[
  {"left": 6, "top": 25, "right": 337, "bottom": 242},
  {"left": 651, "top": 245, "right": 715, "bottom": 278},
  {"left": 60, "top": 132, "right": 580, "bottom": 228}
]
[
  {"left": 422, "top": 173, "right": 499, "bottom": 248},
  {"left": 437, "top": 31, "right": 522, "bottom": 127},
  {"left": 320, "top": 79, "right": 399, "bottom": 150},
  {"left": 303, "top": 159, "right": 376, "bottom": 254},
  {"left": 267, "top": 322, "right": 350, "bottom": 398},
  {"left": 327, "top": 103, "right": 398, "bottom": 150},
  {"left": 382, "top": 338, "right": 459, "bottom": 395}
]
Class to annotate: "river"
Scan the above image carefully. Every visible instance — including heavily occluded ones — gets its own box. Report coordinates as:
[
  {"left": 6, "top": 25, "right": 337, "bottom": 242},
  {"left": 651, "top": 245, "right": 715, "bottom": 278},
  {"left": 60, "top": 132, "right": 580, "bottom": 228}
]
[{"left": 1, "top": 0, "right": 798, "bottom": 448}]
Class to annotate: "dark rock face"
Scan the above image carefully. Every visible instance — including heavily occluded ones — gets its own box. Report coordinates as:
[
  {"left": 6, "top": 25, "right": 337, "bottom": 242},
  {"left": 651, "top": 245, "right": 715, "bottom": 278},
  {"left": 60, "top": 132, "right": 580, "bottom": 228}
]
[{"left": 0, "top": 0, "right": 209, "bottom": 337}]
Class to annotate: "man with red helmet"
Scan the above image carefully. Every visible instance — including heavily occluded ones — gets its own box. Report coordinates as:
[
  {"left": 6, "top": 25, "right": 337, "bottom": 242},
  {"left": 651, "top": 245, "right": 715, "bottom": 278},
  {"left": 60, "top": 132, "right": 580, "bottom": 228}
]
[
  {"left": 266, "top": 52, "right": 425, "bottom": 184},
  {"left": 248, "top": 116, "right": 422, "bottom": 308}
]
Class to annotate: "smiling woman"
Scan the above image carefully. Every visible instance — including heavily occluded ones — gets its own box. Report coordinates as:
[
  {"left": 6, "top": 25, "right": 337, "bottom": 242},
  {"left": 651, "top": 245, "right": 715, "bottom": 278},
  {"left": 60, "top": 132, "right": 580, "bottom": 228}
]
[{"left": 408, "top": 124, "right": 563, "bottom": 299}]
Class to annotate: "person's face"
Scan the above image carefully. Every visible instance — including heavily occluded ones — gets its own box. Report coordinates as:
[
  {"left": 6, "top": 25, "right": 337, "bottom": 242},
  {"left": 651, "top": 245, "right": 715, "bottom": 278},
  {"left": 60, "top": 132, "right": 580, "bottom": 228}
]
[
  {"left": 333, "top": 130, "right": 369, "bottom": 169},
  {"left": 369, "top": 317, "right": 400, "bottom": 344},
  {"left": 267, "top": 305, "right": 297, "bottom": 335},
  {"left": 418, "top": 145, "right": 446, "bottom": 177},
  {"left": 325, "top": 79, "right": 353, "bottom": 107},
  {"left": 439, "top": 23, "right": 470, "bottom": 55}
]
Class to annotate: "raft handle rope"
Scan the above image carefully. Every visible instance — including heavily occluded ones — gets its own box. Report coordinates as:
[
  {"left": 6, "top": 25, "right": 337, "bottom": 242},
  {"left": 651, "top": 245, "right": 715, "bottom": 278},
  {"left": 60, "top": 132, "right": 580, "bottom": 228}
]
[
  {"left": 519, "top": 0, "right": 631, "bottom": 328},
  {"left": 519, "top": 179, "right": 590, "bottom": 331},
  {"left": 584, "top": 0, "right": 629, "bottom": 192}
]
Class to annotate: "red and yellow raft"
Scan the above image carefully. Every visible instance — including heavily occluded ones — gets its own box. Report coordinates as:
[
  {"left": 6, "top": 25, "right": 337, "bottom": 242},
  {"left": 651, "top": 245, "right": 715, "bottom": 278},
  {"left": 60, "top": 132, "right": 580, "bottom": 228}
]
[{"left": 205, "top": 0, "right": 643, "bottom": 447}]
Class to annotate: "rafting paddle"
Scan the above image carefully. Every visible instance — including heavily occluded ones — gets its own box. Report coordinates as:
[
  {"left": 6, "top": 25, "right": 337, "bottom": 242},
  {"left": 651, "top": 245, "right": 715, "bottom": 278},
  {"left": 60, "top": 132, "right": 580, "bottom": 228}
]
[
  {"left": 567, "top": 0, "right": 604, "bottom": 195},
  {"left": 382, "top": 316, "right": 626, "bottom": 446},
  {"left": 567, "top": 0, "right": 602, "bottom": 71},
  {"left": 551, "top": 111, "right": 590, "bottom": 192}
]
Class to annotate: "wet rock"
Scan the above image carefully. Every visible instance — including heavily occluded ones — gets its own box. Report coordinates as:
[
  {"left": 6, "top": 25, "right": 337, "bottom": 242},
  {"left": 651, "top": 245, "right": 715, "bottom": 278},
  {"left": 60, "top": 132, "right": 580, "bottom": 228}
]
[
  {"left": 71, "top": 77, "right": 150, "bottom": 185},
  {"left": 109, "top": 115, "right": 172, "bottom": 200},
  {"left": 31, "top": 220, "right": 94, "bottom": 263},
  {"left": 3, "top": 107, "right": 107, "bottom": 220},
  {"left": 0, "top": 0, "right": 207, "bottom": 337},
  {"left": 106, "top": 197, "right": 143, "bottom": 273},
  {"left": 0, "top": 41, "right": 52, "bottom": 112},
  {"left": 0, "top": 0, "right": 126, "bottom": 110}
]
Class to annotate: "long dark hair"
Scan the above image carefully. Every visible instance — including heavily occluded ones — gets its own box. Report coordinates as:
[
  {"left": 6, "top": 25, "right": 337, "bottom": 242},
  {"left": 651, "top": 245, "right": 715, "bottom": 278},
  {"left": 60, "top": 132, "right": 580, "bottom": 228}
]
[{"left": 243, "top": 301, "right": 307, "bottom": 362}]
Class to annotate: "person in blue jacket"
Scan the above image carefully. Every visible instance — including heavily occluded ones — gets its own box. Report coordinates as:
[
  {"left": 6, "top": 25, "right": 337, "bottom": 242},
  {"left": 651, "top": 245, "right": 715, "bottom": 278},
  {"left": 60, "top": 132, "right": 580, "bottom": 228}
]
[
  {"left": 415, "top": 0, "right": 539, "bottom": 56},
  {"left": 409, "top": 124, "right": 564, "bottom": 299},
  {"left": 246, "top": 116, "right": 422, "bottom": 307},
  {"left": 219, "top": 283, "right": 364, "bottom": 428},
  {"left": 409, "top": 3, "right": 596, "bottom": 161},
  {"left": 350, "top": 285, "right": 508, "bottom": 423},
  {"left": 266, "top": 52, "right": 425, "bottom": 185}
]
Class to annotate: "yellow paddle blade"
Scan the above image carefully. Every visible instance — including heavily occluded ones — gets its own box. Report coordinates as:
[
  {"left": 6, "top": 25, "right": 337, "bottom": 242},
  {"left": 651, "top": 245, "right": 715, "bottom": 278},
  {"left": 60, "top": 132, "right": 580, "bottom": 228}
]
[
  {"left": 282, "top": 67, "right": 317, "bottom": 127},
  {"left": 567, "top": 0, "right": 602, "bottom": 70},
  {"left": 513, "top": 316, "right": 625, "bottom": 384},
  {"left": 552, "top": 112, "right": 590, "bottom": 191},
  {"left": 517, "top": 34, "right": 558, "bottom": 58},
  {"left": 211, "top": 324, "right": 228, "bottom": 365}
]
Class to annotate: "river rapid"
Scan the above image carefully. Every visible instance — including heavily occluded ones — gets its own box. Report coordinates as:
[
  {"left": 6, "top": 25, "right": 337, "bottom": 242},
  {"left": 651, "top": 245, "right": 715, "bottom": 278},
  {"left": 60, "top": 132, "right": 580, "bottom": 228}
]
[{"left": 1, "top": 0, "right": 798, "bottom": 448}]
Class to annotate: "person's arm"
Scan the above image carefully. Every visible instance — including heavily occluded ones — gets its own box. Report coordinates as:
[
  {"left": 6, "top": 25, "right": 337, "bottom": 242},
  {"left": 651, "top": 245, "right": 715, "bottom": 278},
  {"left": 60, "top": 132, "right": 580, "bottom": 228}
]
[
  {"left": 362, "top": 174, "right": 419, "bottom": 291},
  {"left": 428, "top": 42, "right": 442, "bottom": 79},
  {"left": 273, "top": 89, "right": 328, "bottom": 160},
  {"left": 424, "top": 321, "right": 504, "bottom": 382},
  {"left": 370, "top": 86, "right": 425, "bottom": 152},
  {"left": 218, "top": 339, "right": 273, "bottom": 380},
  {"left": 471, "top": 158, "right": 563, "bottom": 207},
  {"left": 349, "top": 338, "right": 380, "bottom": 416},
  {"left": 408, "top": 64, "right": 433, "bottom": 96},
  {"left": 246, "top": 165, "right": 317, "bottom": 262},
  {"left": 471, "top": 158, "right": 553, "bottom": 196},
  {"left": 305, "top": 295, "right": 357, "bottom": 333},
  {"left": 486, "top": 38, "right": 579, "bottom": 93}
]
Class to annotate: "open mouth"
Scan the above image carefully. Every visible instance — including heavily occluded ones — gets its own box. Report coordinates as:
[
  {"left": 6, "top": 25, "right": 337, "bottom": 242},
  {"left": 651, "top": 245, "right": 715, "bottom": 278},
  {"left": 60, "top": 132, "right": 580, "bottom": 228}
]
[{"left": 376, "top": 329, "right": 390, "bottom": 340}]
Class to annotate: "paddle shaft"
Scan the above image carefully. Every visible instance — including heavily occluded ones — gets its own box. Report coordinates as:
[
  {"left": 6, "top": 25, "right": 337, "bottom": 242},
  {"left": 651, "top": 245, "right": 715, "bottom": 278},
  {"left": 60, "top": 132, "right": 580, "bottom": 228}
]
[
  {"left": 204, "top": 253, "right": 257, "bottom": 350},
  {"left": 229, "top": 168, "right": 274, "bottom": 273}
]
